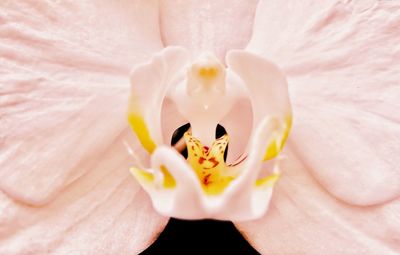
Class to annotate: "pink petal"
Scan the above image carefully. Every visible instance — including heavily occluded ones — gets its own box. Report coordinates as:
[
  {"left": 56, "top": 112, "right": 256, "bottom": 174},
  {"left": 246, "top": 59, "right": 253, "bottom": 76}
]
[
  {"left": 0, "top": 132, "right": 167, "bottom": 254},
  {"left": 220, "top": 98, "right": 253, "bottom": 164},
  {"left": 236, "top": 146, "right": 400, "bottom": 255},
  {"left": 247, "top": 0, "right": 339, "bottom": 62},
  {"left": 248, "top": 0, "right": 400, "bottom": 205},
  {"left": 0, "top": 0, "right": 161, "bottom": 205},
  {"left": 0, "top": 0, "right": 167, "bottom": 252},
  {"left": 224, "top": 50, "right": 292, "bottom": 163},
  {"left": 129, "top": 46, "right": 190, "bottom": 147},
  {"left": 159, "top": 0, "right": 259, "bottom": 60},
  {"left": 161, "top": 98, "right": 188, "bottom": 145}
]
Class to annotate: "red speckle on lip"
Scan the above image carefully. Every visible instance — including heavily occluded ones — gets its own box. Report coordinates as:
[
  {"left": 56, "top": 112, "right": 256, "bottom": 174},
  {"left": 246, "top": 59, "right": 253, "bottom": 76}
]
[
  {"left": 207, "top": 157, "right": 219, "bottom": 168},
  {"left": 203, "top": 174, "right": 212, "bottom": 186},
  {"left": 198, "top": 157, "right": 206, "bottom": 164}
]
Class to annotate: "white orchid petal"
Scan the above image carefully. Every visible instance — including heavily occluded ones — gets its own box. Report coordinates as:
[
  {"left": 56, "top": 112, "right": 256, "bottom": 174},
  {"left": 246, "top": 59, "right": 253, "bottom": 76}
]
[
  {"left": 161, "top": 98, "right": 188, "bottom": 145},
  {"left": 222, "top": 116, "right": 286, "bottom": 221},
  {"left": 248, "top": 0, "right": 400, "bottom": 206},
  {"left": 159, "top": 0, "right": 259, "bottom": 60},
  {"left": 220, "top": 98, "right": 253, "bottom": 164},
  {"left": 236, "top": 148, "right": 400, "bottom": 255},
  {"left": 237, "top": 1, "right": 400, "bottom": 254},
  {"left": 128, "top": 46, "right": 190, "bottom": 152},
  {"left": 1, "top": 0, "right": 167, "bottom": 253},
  {"left": 226, "top": 50, "right": 293, "bottom": 160},
  {"left": 0, "top": 134, "right": 167, "bottom": 254}
]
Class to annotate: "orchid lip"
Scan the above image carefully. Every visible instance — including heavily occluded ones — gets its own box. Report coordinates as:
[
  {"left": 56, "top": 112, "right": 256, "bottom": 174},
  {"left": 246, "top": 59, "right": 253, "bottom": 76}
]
[{"left": 127, "top": 46, "right": 292, "bottom": 220}]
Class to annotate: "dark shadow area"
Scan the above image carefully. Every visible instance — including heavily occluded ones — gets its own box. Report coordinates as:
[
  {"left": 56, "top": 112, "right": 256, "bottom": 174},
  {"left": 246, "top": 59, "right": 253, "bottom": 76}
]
[
  {"left": 141, "top": 218, "right": 260, "bottom": 255},
  {"left": 170, "top": 122, "right": 190, "bottom": 158}
]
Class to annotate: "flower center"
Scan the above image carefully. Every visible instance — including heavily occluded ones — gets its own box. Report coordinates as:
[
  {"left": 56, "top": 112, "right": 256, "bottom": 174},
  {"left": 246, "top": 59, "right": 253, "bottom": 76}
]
[{"left": 126, "top": 47, "right": 293, "bottom": 220}]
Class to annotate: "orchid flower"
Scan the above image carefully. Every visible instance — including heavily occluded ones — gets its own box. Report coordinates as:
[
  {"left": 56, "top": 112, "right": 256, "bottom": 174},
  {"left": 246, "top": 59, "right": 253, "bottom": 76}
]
[{"left": 1, "top": 0, "right": 399, "bottom": 254}]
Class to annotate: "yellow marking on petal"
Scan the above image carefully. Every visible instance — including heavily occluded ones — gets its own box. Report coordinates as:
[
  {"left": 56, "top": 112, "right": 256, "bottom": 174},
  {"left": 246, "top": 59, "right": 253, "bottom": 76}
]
[
  {"left": 130, "top": 166, "right": 176, "bottom": 189},
  {"left": 264, "top": 140, "right": 279, "bottom": 161},
  {"left": 184, "top": 132, "right": 234, "bottom": 195},
  {"left": 130, "top": 167, "right": 154, "bottom": 186},
  {"left": 127, "top": 97, "right": 156, "bottom": 154},
  {"left": 255, "top": 173, "right": 280, "bottom": 187},
  {"left": 263, "top": 115, "right": 292, "bottom": 161},
  {"left": 160, "top": 165, "right": 176, "bottom": 188},
  {"left": 280, "top": 115, "right": 292, "bottom": 148}
]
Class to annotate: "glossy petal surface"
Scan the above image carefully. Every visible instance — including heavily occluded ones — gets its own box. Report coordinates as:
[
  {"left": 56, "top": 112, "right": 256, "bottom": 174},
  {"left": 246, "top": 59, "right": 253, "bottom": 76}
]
[
  {"left": 0, "top": 1, "right": 167, "bottom": 253},
  {"left": 248, "top": 0, "right": 400, "bottom": 206},
  {"left": 160, "top": 0, "right": 259, "bottom": 60},
  {"left": 237, "top": 146, "right": 400, "bottom": 255},
  {"left": 238, "top": 0, "right": 400, "bottom": 254}
]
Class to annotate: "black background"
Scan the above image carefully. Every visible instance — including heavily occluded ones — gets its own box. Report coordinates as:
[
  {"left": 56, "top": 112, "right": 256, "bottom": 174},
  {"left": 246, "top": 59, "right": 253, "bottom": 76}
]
[{"left": 141, "top": 218, "right": 260, "bottom": 254}]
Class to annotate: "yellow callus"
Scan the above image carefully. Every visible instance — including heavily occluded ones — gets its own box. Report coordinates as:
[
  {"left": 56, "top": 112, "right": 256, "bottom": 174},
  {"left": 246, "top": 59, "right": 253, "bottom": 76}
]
[{"left": 184, "top": 132, "right": 234, "bottom": 195}]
